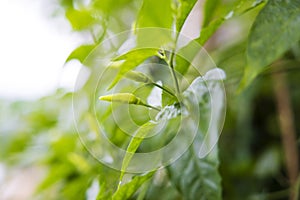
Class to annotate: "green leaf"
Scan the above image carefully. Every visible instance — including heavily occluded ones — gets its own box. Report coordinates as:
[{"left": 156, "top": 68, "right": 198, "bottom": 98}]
[
  {"left": 202, "top": 0, "right": 220, "bottom": 27},
  {"left": 233, "top": 0, "right": 266, "bottom": 16},
  {"left": 97, "top": 182, "right": 113, "bottom": 200},
  {"left": 59, "top": 0, "right": 73, "bottom": 8},
  {"left": 67, "top": 153, "right": 91, "bottom": 173},
  {"left": 66, "top": 44, "right": 95, "bottom": 63},
  {"left": 175, "top": 39, "right": 204, "bottom": 75},
  {"left": 119, "top": 122, "right": 158, "bottom": 182},
  {"left": 113, "top": 48, "right": 158, "bottom": 61},
  {"left": 176, "top": 0, "right": 198, "bottom": 32},
  {"left": 37, "top": 163, "right": 74, "bottom": 192},
  {"left": 177, "top": 0, "right": 265, "bottom": 76},
  {"left": 176, "top": 14, "right": 224, "bottom": 76},
  {"left": 240, "top": 0, "right": 300, "bottom": 90},
  {"left": 196, "top": 18, "right": 224, "bottom": 46},
  {"left": 167, "top": 146, "right": 221, "bottom": 200},
  {"left": 182, "top": 69, "right": 226, "bottom": 157},
  {"left": 136, "top": 0, "right": 173, "bottom": 29},
  {"left": 135, "top": 0, "right": 174, "bottom": 47},
  {"left": 112, "top": 171, "right": 155, "bottom": 200},
  {"left": 196, "top": 0, "right": 265, "bottom": 46},
  {"left": 108, "top": 48, "right": 158, "bottom": 89},
  {"left": 65, "top": 8, "right": 96, "bottom": 30},
  {"left": 197, "top": 0, "right": 266, "bottom": 45},
  {"left": 92, "top": 0, "right": 132, "bottom": 14},
  {"left": 162, "top": 85, "right": 177, "bottom": 107},
  {"left": 61, "top": 176, "right": 90, "bottom": 200}
]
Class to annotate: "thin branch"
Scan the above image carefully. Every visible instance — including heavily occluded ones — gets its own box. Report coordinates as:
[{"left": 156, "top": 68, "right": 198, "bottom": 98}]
[
  {"left": 150, "top": 82, "right": 176, "bottom": 97},
  {"left": 273, "top": 71, "right": 299, "bottom": 200},
  {"left": 169, "top": 51, "right": 181, "bottom": 96}
]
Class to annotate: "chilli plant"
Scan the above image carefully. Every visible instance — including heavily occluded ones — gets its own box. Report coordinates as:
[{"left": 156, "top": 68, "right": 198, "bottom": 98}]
[{"left": 1, "top": 0, "right": 300, "bottom": 199}]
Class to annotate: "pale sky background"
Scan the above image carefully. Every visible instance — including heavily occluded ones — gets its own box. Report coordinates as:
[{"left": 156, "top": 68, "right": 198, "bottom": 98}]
[
  {"left": 0, "top": 0, "right": 83, "bottom": 100},
  {"left": 0, "top": 0, "right": 202, "bottom": 101}
]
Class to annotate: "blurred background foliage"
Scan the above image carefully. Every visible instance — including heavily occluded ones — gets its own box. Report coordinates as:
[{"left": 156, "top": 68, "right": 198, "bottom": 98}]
[{"left": 1, "top": 0, "right": 300, "bottom": 199}]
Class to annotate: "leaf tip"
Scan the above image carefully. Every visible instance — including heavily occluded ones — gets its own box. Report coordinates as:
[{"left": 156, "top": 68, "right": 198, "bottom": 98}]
[{"left": 237, "top": 66, "right": 258, "bottom": 94}]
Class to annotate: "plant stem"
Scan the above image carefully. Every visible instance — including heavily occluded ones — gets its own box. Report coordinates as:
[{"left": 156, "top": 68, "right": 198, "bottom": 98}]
[
  {"left": 151, "top": 82, "right": 176, "bottom": 97},
  {"left": 273, "top": 71, "right": 299, "bottom": 200},
  {"left": 141, "top": 103, "right": 161, "bottom": 111},
  {"left": 162, "top": 50, "right": 181, "bottom": 97}
]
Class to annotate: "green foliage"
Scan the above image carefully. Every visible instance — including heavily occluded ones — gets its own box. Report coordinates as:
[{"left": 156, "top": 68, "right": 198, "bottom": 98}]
[
  {"left": 109, "top": 49, "right": 159, "bottom": 89},
  {"left": 136, "top": 0, "right": 173, "bottom": 29},
  {"left": 202, "top": 0, "right": 220, "bottom": 27},
  {"left": 2, "top": 0, "right": 300, "bottom": 200},
  {"left": 66, "top": 44, "right": 96, "bottom": 63},
  {"left": 119, "top": 122, "right": 157, "bottom": 182},
  {"left": 92, "top": 0, "right": 132, "bottom": 14},
  {"left": 176, "top": 0, "right": 265, "bottom": 76},
  {"left": 240, "top": 0, "right": 300, "bottom": 89},
  {"left": 176, "top": 0, "right": 198, "bottom": 32},
  {"left": 66, "top": 8, "right": 96, "bottom": 30},
  {"left": 168, "top": 147, "right": 221, "bottom": 200},
  {"left": 112, "top": 172, "right": 155, "bottom": 200}
]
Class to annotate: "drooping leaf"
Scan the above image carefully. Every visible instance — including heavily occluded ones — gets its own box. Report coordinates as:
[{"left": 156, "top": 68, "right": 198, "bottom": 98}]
[
  {"left": 119, "top": 122, "right": 158, "bottom": 182},
  {"left": 240, "top": 0, "right": 300, "bottom": 90},
  {"left": 108, "top": 48, "right": 158, "bottom": 89},
  {"left": 167, "top": 145, "right": 221, "bottom": 200},
  {"left": 66, "top": 44, "right": 95, "bottom": 63},
  {"left": 112, "top": 171, "right": 155, "bottom": 200},
  {"left": 176, "top": 0, "right": 198, "bottom": 32}
]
